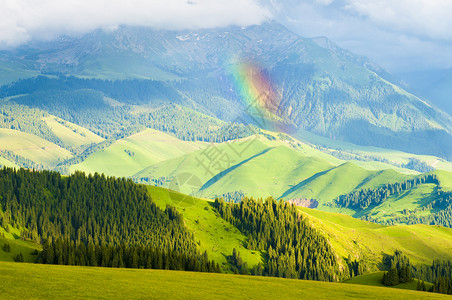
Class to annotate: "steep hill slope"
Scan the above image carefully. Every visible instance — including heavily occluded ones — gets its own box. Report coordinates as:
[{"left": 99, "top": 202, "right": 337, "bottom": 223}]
[{"left": 148, "top": 186, "right": 262, "bottom": 269}]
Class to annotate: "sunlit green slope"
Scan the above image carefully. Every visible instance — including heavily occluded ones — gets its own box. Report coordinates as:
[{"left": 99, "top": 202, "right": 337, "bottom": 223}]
[
  {"left": 298, "top": 207, "right": 452, "bottom": 268},
  {"left": 43, "top": 116, "right": 104, "bottom": 147},
  {"left": 70, "top": 129, "right": 207, "bottom": 177},
  {"left": 0, "top": 128, "right": 72, "bottom": 165},
  {"left": 145, "top": 186, "right": 452, "bottom": 273}
]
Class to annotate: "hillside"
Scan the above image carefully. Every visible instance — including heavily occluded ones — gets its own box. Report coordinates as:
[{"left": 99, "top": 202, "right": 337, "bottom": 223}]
[
  {"left": 70, "top": 129, "right": 207, "bottom": 177},
  {"left": 0, "top": 128, "right": 72, "bottom": 165},
  {"left": 133, "top": 134, "right": 414, "bottom": 204},
  {"left": 42, "top": 116, "right": 104, "bottom": 147},
  {"left": 1, "top": 170, "right": 452, "bottom": 297},
  {"left": 148, "top": 186, "right": 262, "bottom": 269},
  {"left": 298, "top": 207, "right": 452, "bottom": 268},
  {"left": 0, "top": 156, "right": 17, "bottom": 168},
  {"left": 145, "top": 185, "right": 452, "bottom": 273},
  {"left": 0, "top": 262, "right": 445, "bottom": 299}
]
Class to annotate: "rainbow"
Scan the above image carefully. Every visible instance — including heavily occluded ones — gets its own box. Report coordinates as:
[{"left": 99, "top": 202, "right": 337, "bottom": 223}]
[{"left": 229, "top": 60, "right": 292, "bottom": 133}]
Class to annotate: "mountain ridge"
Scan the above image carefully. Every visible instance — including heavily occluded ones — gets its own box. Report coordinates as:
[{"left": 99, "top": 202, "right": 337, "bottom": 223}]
[{"left": 1, "top": 21, "right": 451, "bottom": 158}]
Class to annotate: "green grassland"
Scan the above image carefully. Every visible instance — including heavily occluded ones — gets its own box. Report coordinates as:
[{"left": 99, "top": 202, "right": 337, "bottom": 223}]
[
  {"left": 433, "top": 169, "right": 452, "bottom": 191},
  {"left": 0, "top": 222, "right": 41, "bottom": 263},
  {"left": 298, "top": 207, "right": 452, "bottom": 268},
  {"left": 0, "top": 261, "right": 446, "bottom": 299},
  {"left": 43, "top": 116, "right": 104, "bottom": 147},
  {"left": 148, "top": 186, "right": 262, "bottom": 269},
  {"left": 71, "top": 129, "right": 207, "bottom": 177},
  {"left": 0, "top": 128, "right": 72, "bottom": 165},
  {"left": 343, "top": 272, "right": 434, "bottom": 291},
  {"left": 280, "top": 162, "right": 411, "bottom": 205},
  {"left": 133, "top": 136, "right": 272, "bottom": 195}
]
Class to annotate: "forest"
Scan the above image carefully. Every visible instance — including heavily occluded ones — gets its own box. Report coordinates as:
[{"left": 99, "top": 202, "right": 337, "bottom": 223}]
[
  {"left": 0, "top": 167, "right": 218, "bottom": 272},
  {"left": 213, "top": 197, "right": 343, "bottom": 281}
]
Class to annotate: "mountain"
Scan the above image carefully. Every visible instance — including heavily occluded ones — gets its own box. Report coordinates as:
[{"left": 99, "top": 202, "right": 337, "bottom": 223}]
[{"left": 1, "top": 21, "right": 451, "bottom": 159}]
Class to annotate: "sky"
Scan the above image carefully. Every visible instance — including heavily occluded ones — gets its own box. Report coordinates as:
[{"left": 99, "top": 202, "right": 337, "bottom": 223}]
[
  {"left": 270, "top": 0, "right": 452, "bottom": 72},
  {"left": 1, "top": 0, "right": 451, "bottom": 72}
]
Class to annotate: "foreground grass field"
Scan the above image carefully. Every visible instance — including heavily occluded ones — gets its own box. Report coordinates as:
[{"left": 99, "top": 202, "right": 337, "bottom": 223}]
[{"left": 0, "top": 262, "right": 446, "bottom": 299}]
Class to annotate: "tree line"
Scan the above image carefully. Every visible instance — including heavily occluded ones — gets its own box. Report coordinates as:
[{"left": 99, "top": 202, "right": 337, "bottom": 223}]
[{"left": 38, "top": 238, "right": 220, "bottom": 272}]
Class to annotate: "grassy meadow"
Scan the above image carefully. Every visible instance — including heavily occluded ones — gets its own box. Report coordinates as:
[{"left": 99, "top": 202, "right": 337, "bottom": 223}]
[
  {"left": 0, "top": 261, "right": 446, "bottom": 299},
  {"left": 0, "top": 128, "right": 72, "bottom": 165}
]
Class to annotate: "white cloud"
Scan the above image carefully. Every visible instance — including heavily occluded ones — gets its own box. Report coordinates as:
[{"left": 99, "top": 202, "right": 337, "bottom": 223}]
[
  {"left": 0, "top": 0, "right": 271, "bottom": 48},
  {"left": 345, "top": 0, "right": 452, "bottom": 41},
  {"left": 315, "top": 0, "right": 334, "bottom": 6}
]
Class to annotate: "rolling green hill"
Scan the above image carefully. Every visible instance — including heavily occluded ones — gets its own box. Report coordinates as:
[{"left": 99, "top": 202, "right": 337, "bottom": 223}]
[
  {"left": 0, "top": 262, "right": 445, "bottom": 299},
  {"left": 148, "top": 186, "right": 262, "bottom": 269},
  {"left": 71, "top": 129, "right": 207, "bottom": 177},
  {"left": 0, "top": 128, "right": 72, "bottom": 165},
  {"left": 134, "top": 134, "right": 414, "bottom": 206},
  {"left": 43, "top": 116, "right": 104, "bottom": 147},
  {"left": 1, "top": 173, "right": 452, "bottom": 298}
]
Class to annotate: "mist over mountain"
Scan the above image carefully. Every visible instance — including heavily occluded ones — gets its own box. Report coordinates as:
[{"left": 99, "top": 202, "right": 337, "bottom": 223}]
[
  {"left": 397, "top": 68, "right": 452, "bottom": 116},
  {"left": 1, "top": 21, "right": 451, "bottom": 159}
]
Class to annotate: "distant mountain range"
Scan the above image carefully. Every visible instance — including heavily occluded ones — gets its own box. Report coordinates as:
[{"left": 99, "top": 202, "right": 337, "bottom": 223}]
[{"left": 0, "top": 21, "right": 451, "bottom": 159}]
